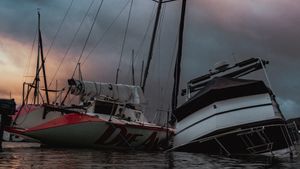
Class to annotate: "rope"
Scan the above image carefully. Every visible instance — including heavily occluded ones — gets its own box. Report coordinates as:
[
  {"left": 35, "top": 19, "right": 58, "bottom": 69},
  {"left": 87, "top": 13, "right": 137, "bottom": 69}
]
[
  {"left": 81, "top": 0, "right": 131, "bottom": 66},
  {"left": 45, "top": 0, "right": 74, "bottom": 59},
  {"left": 49, "top": 0, "right": 96, "bottom": 87},
  {"left": 134, "top": 5, "right": 156, "bottom": 65},
  {"left": 72, "top": 0, "right": 104, "bottom": 78},
  {"left": 23, "top": 28, "right": 37, "bottom": 82},
  {"left": 115, "top": 0, "right": 134, "bottom": 84}
]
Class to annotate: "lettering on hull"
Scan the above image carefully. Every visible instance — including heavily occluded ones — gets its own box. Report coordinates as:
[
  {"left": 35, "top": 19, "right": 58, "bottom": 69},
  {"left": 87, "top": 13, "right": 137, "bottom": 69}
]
[{"left": 95, "top": 124, "right": 160, "bottom": 149}]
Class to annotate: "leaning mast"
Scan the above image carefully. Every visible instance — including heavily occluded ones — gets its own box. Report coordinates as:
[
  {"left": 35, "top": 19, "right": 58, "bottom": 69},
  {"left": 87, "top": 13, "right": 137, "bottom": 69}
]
[
  {"left": 141, "top": 0, "right": 163, "bottom": 91},
  {"left": 141, "top": 0, "right": 176, "bottom": 91},
  {"left": 33, "top": 11, "right": 50, "bottom": 104},
  {"left": 172, "top": 0, "right": 187, "bottom": 113}
]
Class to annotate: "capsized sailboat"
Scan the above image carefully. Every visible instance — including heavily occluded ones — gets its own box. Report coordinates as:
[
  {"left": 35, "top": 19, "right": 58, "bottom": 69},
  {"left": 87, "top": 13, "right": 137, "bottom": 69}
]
[
  {"left": 9, "top": 79, "right": 173, "bottom": 149},
  {"left": 6, "top": 10, "right": 173, "bottom": 150}
]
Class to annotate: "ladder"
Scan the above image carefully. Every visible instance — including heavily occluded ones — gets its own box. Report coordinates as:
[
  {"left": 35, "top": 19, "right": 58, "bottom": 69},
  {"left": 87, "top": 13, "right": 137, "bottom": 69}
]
[{"left": 238, "top": 127, "right": 273, "bottom": 154}]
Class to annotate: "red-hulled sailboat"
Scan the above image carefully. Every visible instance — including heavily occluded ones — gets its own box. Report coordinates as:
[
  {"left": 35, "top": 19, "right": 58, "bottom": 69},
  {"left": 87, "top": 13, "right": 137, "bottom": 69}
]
[{"left": 6, "top": 10, "right": 173, "bottom": 150}]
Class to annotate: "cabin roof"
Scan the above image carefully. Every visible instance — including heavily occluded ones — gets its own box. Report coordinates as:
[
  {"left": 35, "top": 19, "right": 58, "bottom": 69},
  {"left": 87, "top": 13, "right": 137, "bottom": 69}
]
[{"left": 174, "top": 77, "right": 270, "bottom": 122}]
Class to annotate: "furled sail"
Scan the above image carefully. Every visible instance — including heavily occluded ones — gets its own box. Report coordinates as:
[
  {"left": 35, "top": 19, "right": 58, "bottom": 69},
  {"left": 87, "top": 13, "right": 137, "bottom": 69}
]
[{"left": 68, "top": 79, "right": 146, "bottom": 105}]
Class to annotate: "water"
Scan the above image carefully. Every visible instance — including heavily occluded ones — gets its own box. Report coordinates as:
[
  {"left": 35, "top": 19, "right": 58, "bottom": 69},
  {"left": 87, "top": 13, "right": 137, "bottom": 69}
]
[{"left": 1, "top": 142, "right": 300, "bottom": 169}]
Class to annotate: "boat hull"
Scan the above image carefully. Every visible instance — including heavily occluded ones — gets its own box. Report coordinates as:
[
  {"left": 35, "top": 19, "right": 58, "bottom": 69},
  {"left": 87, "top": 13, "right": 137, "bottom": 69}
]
[
  {"left": 8, "top": 113, "right": 172, "bottom": 150},
  {"left": 172, "top": 119, "right": 296, "bottom": 156},
  {"left": 172, "top": 93, "right": 297, "bottom": 156}
]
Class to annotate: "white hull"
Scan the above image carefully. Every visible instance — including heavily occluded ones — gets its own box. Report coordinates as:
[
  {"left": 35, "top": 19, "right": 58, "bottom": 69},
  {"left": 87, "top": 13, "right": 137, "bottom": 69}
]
[
  {"left": 172, "top": 93, "right": 296, "bottom": 155},
  {"left": 9, "top": 113, "right": 172, "bottom": 150},
  {"left": 13, "top": 105, "right": 62, "bottom": 129},
  {"left": 174, "top": 94, "right": 280, "bottom": 147}
]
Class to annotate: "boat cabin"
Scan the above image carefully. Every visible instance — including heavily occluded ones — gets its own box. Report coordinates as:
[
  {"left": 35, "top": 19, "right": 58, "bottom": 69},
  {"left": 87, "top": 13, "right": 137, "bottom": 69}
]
[{"left": 86, "top": 99, "right": 147, "bottom": 123}]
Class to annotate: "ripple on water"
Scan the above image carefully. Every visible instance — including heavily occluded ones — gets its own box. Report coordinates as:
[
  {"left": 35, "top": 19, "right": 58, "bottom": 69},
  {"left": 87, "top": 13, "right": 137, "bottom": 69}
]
[{"left": 1, "top": 142, "right": 300, "bottom": 169}]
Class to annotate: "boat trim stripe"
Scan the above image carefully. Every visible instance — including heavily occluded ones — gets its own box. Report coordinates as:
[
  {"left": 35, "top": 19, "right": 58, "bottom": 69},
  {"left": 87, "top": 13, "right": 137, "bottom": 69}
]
[{"left": 176, "top": 103, "right": 273, "bottom": 135}]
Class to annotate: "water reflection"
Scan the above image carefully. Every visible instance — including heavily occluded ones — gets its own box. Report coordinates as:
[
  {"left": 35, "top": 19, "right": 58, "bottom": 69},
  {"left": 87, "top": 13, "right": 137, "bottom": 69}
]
[{"left": 0, "top": 143, "right": 300, "bottom": 169}]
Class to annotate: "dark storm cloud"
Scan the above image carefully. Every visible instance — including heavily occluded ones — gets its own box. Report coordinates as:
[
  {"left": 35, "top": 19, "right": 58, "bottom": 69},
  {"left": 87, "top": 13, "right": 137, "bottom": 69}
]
[
  {"left": 0, "top": 0, "right": 299, "bottom": 119},
  {"left": 169, "top": 0, "right": 300, "bottom": 119}
]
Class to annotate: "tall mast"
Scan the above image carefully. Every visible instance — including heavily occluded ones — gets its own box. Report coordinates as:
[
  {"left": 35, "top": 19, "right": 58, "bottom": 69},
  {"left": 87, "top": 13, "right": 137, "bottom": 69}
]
[
  {"left": 172, "top": 0, "right": 187, "bottom": 112},
  {"left": 141, "top": 0, "right": 163, "bottom": 91},
  {"left": 38, "top": 11, "right": 50, "bottom": 104},
  {"left": 33, "top": 11, "right": 50, "bottom": 104},
  {"left": 131, "top": 50, "right": 135, "bottom": 85},
  {"left": 34, "top": 12, "right": 41, "bottom": 104}
]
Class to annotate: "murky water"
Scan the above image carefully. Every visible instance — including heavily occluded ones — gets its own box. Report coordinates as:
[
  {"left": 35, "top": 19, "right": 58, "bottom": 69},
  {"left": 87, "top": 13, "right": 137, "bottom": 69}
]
[{"left": 1, "top": 142, "right": 300, "bottom": 169}]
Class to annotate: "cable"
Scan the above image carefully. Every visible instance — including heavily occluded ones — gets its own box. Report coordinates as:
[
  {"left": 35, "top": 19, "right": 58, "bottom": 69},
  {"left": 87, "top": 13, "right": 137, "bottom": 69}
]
[
  {"left": 49, "top": 0, "right": 96, "bottom": 87},
  {"left": 72, "top": 0, "right": 104, "bottom": 78},
  {"left": 115, "top": 0, "right": 134, "bottom": 84},
  {"left": 45, "top": 0, "right": 74, "bottom": 60},
  {"left": 133, "top": 5, "right": 156, "bottom": 65},
  {"left": 82, "top": 0, "right": 130, "bottom": 66},
  {"left": 23, "top": 28, "right": 38, "bottom": 82}
]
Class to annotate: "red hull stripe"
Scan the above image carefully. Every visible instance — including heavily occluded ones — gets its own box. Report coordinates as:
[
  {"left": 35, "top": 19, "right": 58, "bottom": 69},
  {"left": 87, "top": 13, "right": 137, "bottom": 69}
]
[
  {"left": 9, "top": 113, "right": 174, "bottom": 134},
  {"left": 26, "top": 113, "right": 104, "bottom": 132}
]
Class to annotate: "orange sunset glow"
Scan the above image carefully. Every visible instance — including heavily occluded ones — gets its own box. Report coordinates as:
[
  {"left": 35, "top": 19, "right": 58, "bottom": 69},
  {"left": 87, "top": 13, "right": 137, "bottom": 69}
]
[
  {"left": 0, "top": 34, "right": 74, "bottom": 104},
  {"left": 0, "top": 35, "right": 29, "bottom": 102}
]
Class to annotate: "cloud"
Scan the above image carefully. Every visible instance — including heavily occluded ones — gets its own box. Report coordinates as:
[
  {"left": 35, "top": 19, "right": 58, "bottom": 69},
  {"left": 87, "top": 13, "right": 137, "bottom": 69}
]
[
  {"left": 278, "top": 97, "right": 300, "bottom": 119},
  {"left": 0, "top": 0, "right": 299, "bottom": 119}
]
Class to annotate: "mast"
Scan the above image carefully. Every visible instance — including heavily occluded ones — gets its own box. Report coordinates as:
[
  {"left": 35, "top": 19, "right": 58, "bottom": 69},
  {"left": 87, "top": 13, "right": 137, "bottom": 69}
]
[
  {"left": 131, "top": 50, "right": 135, "bottom": 85},
  {"left": 33, "top": 11, "right": 49, "bottom": 104},
  {"left": 38, "top": 11, "right": 50, "bottom": 104},
  {"left": 172, "top": 0, "right": 187, "bottom": 113},
  {"left": 141, "top": 0, "right": 163, "bottom": 91},
  {"left": 34, "top": 12, "right": 41, "bottom": 104}
]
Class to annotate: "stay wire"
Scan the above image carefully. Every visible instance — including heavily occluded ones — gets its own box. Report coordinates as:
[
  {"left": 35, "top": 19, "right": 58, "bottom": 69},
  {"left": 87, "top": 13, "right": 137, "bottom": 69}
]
[
  {"left": 23, "top": 28, "right": 38, "bottom": 82},
  {"left": 115, "top": 0, "right": 134, "bottom": 84},
  {"left": 82, "top": 0, "right": 130, "bottom": 66},
  {"left": 133, "top": 5, "right": 156, "bottom": 65},
  {"left": 157, "top": 3, "right": 166, "bottom": 106},
  {"left": 72, "top": 0, "right": 104, "bottom": 78},
  {"left": 45, "top": 0, "right": 74, "bottom": 60},
  {"left": 49, "top": 0, "right": 96, "bottom": 87}
]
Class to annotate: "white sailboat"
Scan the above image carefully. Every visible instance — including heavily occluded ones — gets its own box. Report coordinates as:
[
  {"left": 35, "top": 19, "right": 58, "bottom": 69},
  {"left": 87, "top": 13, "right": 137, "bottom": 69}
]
[{"left": 7, "top": 7, "right": 173, "bottom": 150}]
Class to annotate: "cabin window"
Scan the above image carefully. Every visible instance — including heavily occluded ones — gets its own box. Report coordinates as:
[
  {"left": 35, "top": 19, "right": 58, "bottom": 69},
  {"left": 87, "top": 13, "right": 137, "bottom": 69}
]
[{"left": 94, "top": 101, "right": 116, "bottom": 115}]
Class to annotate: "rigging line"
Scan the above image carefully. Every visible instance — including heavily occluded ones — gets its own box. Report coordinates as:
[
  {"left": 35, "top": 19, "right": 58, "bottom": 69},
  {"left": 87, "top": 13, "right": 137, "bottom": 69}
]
[
  {"left": 45, "top": 0, "right": 74, "bottom": 59},
  {"left": 142, "top": 3, "right": 165, "bottom": 95},
  {"left": 157, "top": 3, "right": 166, "bottom": 104},
  {"left": 141, "top": 0, "right": 163, "bottom": 91},
  {"left": 72, "top": 0, "right": 104, "bottom": 78},
  {"left": 133, "top": 5, "right": 156, "bottom": 65},
  {"left": 152, "top": 3, "right": 166, "bottom": 115},
  {"left": 163, "top": 34, "right": 178, "bottom": 107},
  {"left": 115, "top": 0, "right": 134, "bottom": 84},
  {"left": 81, "top": 0, "right": 130, "bottom": 66},
  {"left": 160, "top": 3, "right": 178, "bottom": 104},
  {"left": 23, "top": 28, "right": 38, "bottom": 82},
  {"left": 49, "top": 0, "right": 96, "bottom": 87},
  {"left": 163, "top": 10, "right": 180, "bottom": 104}
]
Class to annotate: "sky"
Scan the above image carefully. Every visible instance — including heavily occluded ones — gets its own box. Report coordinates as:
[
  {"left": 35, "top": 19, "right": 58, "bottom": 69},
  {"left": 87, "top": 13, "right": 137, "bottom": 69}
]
[{"left": 0, "top": 0, "right": 299, "bottom": 120}]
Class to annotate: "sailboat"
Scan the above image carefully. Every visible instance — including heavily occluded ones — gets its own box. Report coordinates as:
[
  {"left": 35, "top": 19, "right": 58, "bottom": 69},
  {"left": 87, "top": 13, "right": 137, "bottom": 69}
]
[
  {"left": 169, "top": 0, "right": 298, "bottom": 157},
  {"left": 6, "top": 9, "right": 173, "bottom": 150}
]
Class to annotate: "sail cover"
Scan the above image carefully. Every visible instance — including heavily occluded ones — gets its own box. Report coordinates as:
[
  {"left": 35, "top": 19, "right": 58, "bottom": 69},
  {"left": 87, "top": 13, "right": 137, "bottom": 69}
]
[{"left": 69, "top": 79, "right": 146, "bottom": 105}]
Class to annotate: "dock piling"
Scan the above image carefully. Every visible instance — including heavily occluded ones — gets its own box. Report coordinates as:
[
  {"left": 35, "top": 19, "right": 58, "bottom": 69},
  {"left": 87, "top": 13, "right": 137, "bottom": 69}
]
[{"left": 0, "top": 99, "right": 16, "bottom": 151}]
